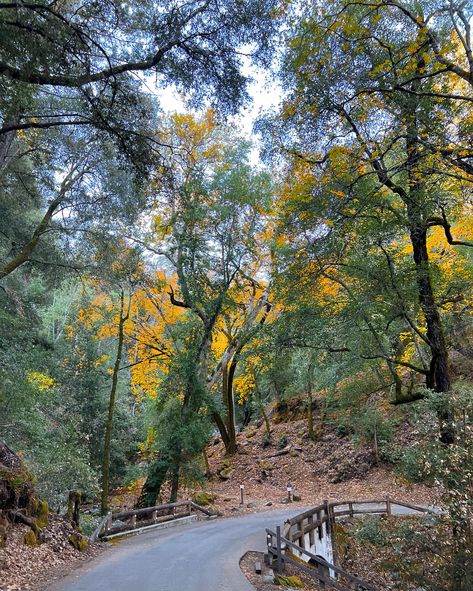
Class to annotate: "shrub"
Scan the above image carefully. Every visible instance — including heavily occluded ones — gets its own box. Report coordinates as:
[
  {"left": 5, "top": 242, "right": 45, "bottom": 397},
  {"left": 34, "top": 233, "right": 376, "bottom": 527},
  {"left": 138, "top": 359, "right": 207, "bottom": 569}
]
[
  {"left": 352, "top": 516, "right": 388, "bottom": 546},
  {"left": 262, "top": 431, "right": 271, "bottom": 448},
  {"left": 277, "top": 433, "right": 288, "bottom": 449}
]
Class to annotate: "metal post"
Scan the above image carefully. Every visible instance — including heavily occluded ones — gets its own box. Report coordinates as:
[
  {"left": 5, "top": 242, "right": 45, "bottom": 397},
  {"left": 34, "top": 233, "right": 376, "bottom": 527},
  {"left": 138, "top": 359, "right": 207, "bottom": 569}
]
[{"left": 276, "top": 525, "right": 283, "bottom": 574}]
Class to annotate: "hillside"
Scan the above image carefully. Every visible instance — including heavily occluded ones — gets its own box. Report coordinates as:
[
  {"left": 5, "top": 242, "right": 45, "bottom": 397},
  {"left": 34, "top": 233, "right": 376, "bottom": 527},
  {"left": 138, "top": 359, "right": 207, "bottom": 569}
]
[{"left": 197, "top": 399, "right": 437, "bottom": 516}]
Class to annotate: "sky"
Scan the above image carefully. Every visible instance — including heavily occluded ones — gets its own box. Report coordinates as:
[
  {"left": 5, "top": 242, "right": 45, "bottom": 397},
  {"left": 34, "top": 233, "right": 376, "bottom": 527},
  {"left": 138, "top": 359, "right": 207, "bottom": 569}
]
[{"left": 141, "top": 56, "right": 283, "bottom": 165}]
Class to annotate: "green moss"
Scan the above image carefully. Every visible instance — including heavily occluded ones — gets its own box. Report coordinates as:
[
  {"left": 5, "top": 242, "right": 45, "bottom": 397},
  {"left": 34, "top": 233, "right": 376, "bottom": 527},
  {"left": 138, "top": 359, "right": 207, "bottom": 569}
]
[
  {"left": 192, "top": 492, "right": 217, "bottom": 506},
  {"left": 258, "top": 459, "right": 275, "bottom": 471},
  {"left": 219, "top": 466, "right": 234, "bottom": 480},
  {"left": 334, "top": 522, "right": 350, "bottom": 559},
  {"left": 275, "top": 574, "right": 304, "bottom": 588},
  {"left": 69, "top": 533, "right": 88, "bottom": 551},
  {"left": 36, "top": 500, "right": 49, "bottom": 528},
  {"left": 23, "top": 530, "right": 38, "bottom": 547},
  {"left": 29, "top": 497, "right": 39, "bottom": 514}
]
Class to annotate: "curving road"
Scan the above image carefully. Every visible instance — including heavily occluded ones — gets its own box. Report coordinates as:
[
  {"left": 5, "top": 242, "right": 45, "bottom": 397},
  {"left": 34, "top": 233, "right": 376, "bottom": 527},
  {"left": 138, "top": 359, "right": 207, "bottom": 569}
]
[
  {"left": 50, "top": 509, "right": 299, "bottom": 591},
  {"left": 50, "top": 503, "right": 433, "bottom": 591}
]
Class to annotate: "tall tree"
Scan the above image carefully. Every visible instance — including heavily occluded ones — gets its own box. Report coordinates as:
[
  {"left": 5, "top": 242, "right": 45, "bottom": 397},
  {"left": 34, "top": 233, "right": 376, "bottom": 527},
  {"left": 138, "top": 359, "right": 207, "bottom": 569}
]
[{"left": 268, "top": 0, "right": 473, "bottom": 441}]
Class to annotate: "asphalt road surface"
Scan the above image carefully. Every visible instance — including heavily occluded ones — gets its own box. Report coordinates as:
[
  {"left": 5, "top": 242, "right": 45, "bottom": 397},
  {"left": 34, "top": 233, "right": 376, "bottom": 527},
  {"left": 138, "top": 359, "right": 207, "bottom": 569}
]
[
  {"left": 50, "top": 502, "right": 432, "bottom": 591},
  {"left": 50, "top": 508, "right": 299, "bottom": 591}
]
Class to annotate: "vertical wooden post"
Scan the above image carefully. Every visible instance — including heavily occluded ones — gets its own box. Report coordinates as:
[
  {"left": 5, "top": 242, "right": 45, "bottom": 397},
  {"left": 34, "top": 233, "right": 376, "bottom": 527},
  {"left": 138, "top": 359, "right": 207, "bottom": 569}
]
[
  {"left": 386, "top": 495, "right": 391, "bottom": 516},
  {"left": 266, "top": 533, "right": 272, "bottom": 566},
  {"left": 323, "top": 499, "right": 330, "bottom": 534},
  {"left": 308, "top": 514, "right": 315, "bottom": 546},
  {"left": 276, "top": 526, "right": 283, "bottom": 574},
  {"left": 104, "top": 512, "right": 112, "bottom": 534},
  {"left": 348, "top": 502, "right": 353, "bottom": 518},
  {"left": 152, "top": 510, "right": 158, "bottom": 523},
  {"left": 317, "top": 510, "right": 323, "bottom": 540},
  {"left": 130, "top": 514, "right": 137, "bottom": 529}
]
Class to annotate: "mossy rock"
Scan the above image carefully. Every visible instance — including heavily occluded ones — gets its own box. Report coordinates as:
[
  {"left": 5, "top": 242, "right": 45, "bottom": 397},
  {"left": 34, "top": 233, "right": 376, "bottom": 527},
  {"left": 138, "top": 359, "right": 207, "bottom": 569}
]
[
  {"left": 23, "top": 529, "right": 38, "bottom": 547},
  {"left": 35, "top": 499, "right": 49, "bottom": 528},
  {"left": 192, "top": 492, "right": 217, "bottom": 506},
  {"left": 285, "top": 551, "right": 307, "bottom": 565},
  {"left": 333, "top": 523, "right": 350, "bottom": 558},
  {"left": 275, "top": 574, "right": 304, "bottom": 588},
  {"left": 258, "top": 460, "right": 275, "bottom": 471},
  {"left": 246, "top": 429, "right": 257, "bottom": 439},
  {"left": 219, "top": 467, "right": 234, "bottom": 480},
  {"left": 69, "top": 533, "right": 88, "bottom": 551}
]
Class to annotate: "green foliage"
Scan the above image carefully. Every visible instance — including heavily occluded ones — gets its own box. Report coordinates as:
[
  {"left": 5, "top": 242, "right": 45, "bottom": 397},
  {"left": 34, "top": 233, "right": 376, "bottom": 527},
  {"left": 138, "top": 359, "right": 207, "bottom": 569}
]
[
  {"left": 277, "top": 433, "right": 288, "bottom": 449},
  {"left": 262, "top": 431, "right": 272, "bottom": 448},
  {"left": 351, "top": 516, "right": 388, "bottom": 546}
]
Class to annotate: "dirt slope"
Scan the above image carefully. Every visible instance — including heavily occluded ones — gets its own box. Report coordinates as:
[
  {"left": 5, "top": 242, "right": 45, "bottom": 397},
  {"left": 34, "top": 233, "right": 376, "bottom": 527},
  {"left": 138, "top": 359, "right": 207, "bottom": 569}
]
[{"left": 199, "top": 406, "right": 437, "bottom": 516}]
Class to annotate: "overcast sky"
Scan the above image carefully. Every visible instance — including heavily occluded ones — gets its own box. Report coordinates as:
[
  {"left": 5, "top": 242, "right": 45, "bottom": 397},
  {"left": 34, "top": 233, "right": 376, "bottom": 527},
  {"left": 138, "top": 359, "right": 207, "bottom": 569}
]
[{"left": 143, "top": 56, "right": 283, "bottom": 165}]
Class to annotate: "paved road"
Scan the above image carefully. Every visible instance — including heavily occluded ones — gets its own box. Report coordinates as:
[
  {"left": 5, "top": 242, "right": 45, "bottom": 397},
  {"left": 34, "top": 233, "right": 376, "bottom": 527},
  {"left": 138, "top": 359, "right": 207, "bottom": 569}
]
[
  {"left": 50, "top": 502, "right": 433, "bottom": 591},
  {"left": 50, "top": 509, "right": 300, "bottom": 591}
]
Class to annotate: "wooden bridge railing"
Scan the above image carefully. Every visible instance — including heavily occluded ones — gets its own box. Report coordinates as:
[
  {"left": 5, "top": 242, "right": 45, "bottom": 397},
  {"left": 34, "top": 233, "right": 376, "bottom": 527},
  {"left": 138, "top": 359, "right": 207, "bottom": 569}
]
[
  {"left": 283, "top": 497, "right": 433, "bottom": 546},
  {"left": 268, "top": 498, "right": 434, "bottom": 591},
  {"left": 266, "top": 526, "right": 376, "bottom": 591},
  {"left": 91, "top": 500, "right": 215, "bottom": 540}
]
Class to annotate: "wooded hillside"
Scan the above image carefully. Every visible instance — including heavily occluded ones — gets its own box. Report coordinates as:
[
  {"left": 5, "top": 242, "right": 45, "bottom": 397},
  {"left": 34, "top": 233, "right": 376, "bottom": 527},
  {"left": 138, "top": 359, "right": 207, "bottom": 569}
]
[{"left": 1, "top": 1, "right": 472, "bottom": 589}]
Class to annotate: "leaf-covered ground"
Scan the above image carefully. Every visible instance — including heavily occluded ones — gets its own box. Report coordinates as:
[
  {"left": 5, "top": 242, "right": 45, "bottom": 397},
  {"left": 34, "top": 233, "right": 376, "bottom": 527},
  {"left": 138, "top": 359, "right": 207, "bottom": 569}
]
[
  {"left": 0, "top": 515, "right": 103, "bottom": 591},
  {"left": 199, "top": 415, "right": 438, "bottom": 517}
]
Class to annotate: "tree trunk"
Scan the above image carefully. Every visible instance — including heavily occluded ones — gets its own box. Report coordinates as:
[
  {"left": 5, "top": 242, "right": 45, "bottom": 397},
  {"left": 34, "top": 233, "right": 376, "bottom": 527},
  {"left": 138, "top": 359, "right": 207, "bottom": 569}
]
[
  {"left": 255, "top": 386, "right": 271, "bottom": 437},
  {"left": 169, "top": 468, "right": 179, "bottom": 503},
  {"left": 404, "top": 68, "right": 453, "bottom": 443},
  {"left": 137, "top": 455, "right": 170, "bottom": 508},
  {"left": 202, "top": 448, "right": 211, "bottom": 477},
  {"left": 212, "top": 410, "right": 231, "bottom": 450},
  {"left": 307, "top": 359, "right": 315, "bottom": 440},
  {"left": 223, "top": 359, "right": 238, "bottom": 454},
  {"left": 67, "top": 491, "right": 81, "bottom": 527},
  {"left": 101, "top": 291, "right": 129, "bottom": 515}
]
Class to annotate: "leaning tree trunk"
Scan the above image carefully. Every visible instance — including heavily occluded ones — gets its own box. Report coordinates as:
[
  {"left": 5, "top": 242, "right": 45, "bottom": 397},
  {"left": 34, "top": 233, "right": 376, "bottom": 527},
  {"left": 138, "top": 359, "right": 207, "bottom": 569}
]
[{"left": 222, "top": 360, "right": 238, "bottom": 455}]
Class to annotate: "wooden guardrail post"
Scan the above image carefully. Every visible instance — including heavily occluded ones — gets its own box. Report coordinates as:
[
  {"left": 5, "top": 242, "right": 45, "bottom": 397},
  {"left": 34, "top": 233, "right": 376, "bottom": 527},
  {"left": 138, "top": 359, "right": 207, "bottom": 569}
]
[
  {"left": 348, "top": 501, "right": 354, "bottom": 518},
  {"left": 105, "top": 512, "right": 112, "bottom": 535},
  {"left": 130, "top": 514, "right": 137, "bottom": 529},
  {"left": 276, "top": 525, "right": 283, "bottom": 574},
  {"left": 266, "top": 531, "right": 273, "bottom": 566},
  {"left": 386, "top": 495, "right": 392, "bottom": 516}
]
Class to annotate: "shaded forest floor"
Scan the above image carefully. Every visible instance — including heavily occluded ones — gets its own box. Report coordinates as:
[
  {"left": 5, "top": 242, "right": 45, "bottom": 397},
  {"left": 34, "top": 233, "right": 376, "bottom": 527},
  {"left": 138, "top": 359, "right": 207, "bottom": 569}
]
[{"left": 0, "top": 514, "right": 103, "bottom": 591}]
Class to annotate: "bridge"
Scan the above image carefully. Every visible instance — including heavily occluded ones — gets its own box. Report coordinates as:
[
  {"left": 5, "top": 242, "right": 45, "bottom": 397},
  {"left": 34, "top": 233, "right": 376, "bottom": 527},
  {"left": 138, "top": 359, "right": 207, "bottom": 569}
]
[{"left": 266, "top": 498, "right": 433, "bottom": 591}]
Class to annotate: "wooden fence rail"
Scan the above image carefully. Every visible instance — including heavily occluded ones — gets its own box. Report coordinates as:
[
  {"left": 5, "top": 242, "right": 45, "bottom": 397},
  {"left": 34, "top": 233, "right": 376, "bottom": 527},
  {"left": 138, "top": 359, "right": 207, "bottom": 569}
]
[
  {"left": 92, "top": 500, "right": 216, "bottom": 540},
  {"left": 267, "top": 498, "right": 434, "bottom": 591},
  {"left": 266, "top": 527, "right": 376, "bottom": 591}
]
